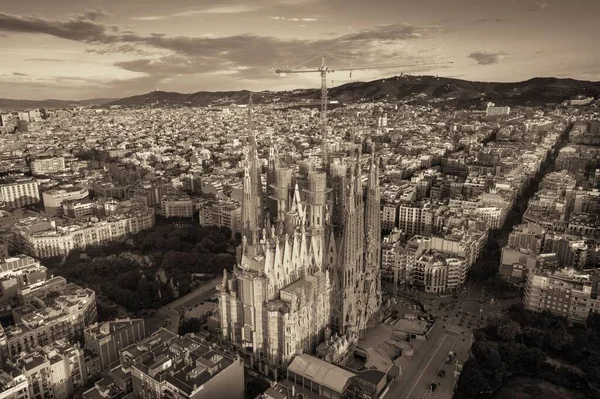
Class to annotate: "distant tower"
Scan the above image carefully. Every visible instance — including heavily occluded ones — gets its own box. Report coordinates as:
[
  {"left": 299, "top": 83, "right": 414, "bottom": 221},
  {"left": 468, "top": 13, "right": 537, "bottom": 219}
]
[
  {"left": 266, "top": 138, "right": 279, "bottom": 222},
  {"left": 241, "top": 94, "right": 263, "bottom": 245}
]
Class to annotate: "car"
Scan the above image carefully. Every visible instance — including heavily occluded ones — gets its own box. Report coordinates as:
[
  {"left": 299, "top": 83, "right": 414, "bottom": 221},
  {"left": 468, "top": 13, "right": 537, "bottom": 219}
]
[
  {"left": 438, "top": 369, "right": 446, "bottom": 377},
  {"left": 430, "top": 383, "right": 437, "bottom": 392}
]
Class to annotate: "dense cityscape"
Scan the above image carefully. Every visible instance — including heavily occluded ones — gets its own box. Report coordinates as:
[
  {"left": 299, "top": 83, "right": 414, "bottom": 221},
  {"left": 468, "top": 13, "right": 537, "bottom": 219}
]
[
  {"left": 1, "top": 1, "right": 600, "bottom": 398},
  {"left": 0, "top": 92, "right": 598, "bottom": 399}
]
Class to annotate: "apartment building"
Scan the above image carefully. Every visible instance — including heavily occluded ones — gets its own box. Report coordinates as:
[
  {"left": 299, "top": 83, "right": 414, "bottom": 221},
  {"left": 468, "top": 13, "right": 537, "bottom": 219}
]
[
  {"left": 381, "top": 203, "right": 397, "bottom": 232},
  {"left": 41, "top": 186, "right": 89, "bottom": 216},
  {"left": 398, "top": 205, "right": 421, "bottom": 236},
  {"left": 12, "top": 205, "right": 155, "bottom": 258},
  {"left": 161, "top": 194, "right": 195, "bottom": 218},
  {"left": 0, "top": 178, "right": 40, "bottom": 209},
  {"left": 84, "top": 319, "right": 146, "bottom": 371},
  {"left": 120, "top": 328, "right": 244, "bottom": 399},
  {"left": 9, "top": 339, "right": 86, "bottom": 399},
  {"left": 197, "top": 199, "right": 241, "bottom": 235},
  {"left": 0, "top": 255, "right": 47, "bottom": 307},
  {"left": 3, "top": 278, "right": 97, "bottom": 359},
  {"left": 524, "top": 268, "right": 600, "bottom": 323},
  {"left": 0, "top": 364, "right": 28, "bottom": 399},
  {"left": 31, "top": 157, "right": 66, "bottom": 175}
]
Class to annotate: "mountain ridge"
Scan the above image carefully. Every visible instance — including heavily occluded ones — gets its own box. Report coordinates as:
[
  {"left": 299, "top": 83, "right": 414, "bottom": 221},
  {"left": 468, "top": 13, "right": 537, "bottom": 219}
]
[
  {"left": 1, "top": 75, "right": 599, "bottom": 111},
  {"left": 103, "top": 75, "right": 600, "bottom": 108}
]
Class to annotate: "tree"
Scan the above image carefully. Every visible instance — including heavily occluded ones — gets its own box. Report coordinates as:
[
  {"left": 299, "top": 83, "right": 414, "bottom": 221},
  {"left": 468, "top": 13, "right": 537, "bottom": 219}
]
[
  {"left": 455, "top": 360, "right": 491, "bottom": 398},
  {"left": 154, "top": 236, "right": 165, "bottom": 249},
  {"left": 520, "top": 347, "right": 546, "bottom": 374},
  {"left": 165, "top": 236, "right": 182, "bottom": 251},
  {"left": 178, "top": 317, "right": 204, "bottom": 335},
  {"left": 586, "top": 312, "right": 600, "bottom": 334},
  {"left": 497, "top": 319, "right": 522, "bottom": 342}
]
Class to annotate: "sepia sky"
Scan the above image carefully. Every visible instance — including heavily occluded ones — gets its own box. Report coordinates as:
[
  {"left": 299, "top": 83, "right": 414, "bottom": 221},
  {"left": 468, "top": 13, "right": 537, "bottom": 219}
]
[{"left": 0, "top": 0, "right": 599, "bottom": 100}]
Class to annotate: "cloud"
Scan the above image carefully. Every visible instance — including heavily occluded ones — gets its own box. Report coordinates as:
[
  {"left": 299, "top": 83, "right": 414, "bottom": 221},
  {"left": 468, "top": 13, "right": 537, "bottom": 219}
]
[
  {"left": 0, "top": 12, "right": 116, "bottom": 43},
  {"left": 527, "top": 1, "right": 548, "bottom": 11},
  {"left": 200, "top": 5, "right": 260, "bottom": 14},
  {"left": 134, "top": 5, "right": 259, "bottom": 20},
  {"left": 13, "top": 72, "right": 28, "bottom": 76},
  {"left": 85, "top": 44, "right": 156, "bottom": 56},
  {"left": 339, "top": 23, "right": 442, "bottom": 41},
  {"left": 80, "top": 10, "right": 110, "bottom": 21},
  {"left": 270, "top": 16, "right": 317, "bottom": 22},
  {"left": 468, "top": 51, "right": 508, "bottom": 65},
  {"left": 474, "top": 18, "right": 501, "bottom": 23},
  {"left": 0, "top": 12, "right": 447, "bottom": 93}
]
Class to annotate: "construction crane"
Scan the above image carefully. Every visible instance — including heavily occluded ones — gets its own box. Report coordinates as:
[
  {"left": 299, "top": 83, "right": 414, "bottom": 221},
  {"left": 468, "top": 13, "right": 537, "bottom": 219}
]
[{"left": 275, "top": 53, "right": 453, "bottom": 154}]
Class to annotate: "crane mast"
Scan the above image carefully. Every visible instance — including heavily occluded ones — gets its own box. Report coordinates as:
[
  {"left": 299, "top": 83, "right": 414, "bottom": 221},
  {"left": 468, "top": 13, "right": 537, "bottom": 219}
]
[
  {"left": 276, "top": 53, "right": 453, "bottom": 162},
  {"left": 320, "top": 54, "right": 329, "bottom": 161}
]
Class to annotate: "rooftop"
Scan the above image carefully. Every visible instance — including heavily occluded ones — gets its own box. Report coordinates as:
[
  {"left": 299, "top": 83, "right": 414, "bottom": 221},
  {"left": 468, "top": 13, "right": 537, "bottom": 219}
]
[{"left": 288, "top": 354, "right": 356, "bottom": 394}]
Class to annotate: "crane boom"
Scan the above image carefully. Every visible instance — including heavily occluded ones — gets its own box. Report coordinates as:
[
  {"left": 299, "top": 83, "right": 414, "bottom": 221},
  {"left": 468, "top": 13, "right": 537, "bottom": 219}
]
[{"left": 275, "top": 53, "right": 453, "bottom": 163}]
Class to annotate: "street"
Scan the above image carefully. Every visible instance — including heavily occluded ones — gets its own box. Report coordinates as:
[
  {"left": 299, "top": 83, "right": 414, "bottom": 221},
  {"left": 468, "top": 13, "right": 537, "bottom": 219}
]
[{"left": 382, "top": 278, "right": 521, "bottom": 399}]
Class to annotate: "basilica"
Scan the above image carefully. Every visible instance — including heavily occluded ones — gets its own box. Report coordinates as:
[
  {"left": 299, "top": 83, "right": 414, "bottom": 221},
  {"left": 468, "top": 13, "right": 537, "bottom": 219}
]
[{"left": 218, "top": 129, "right": 382, "bottom": 374}]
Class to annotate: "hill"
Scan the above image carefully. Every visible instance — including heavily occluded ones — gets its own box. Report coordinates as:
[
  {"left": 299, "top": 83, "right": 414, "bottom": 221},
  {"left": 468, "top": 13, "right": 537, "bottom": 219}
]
[
  {"left": 2, "top": 76, "right": 599, "bottom": 111},
  {"left": 0, "top": 97, "right": 115, "bottom": 111},
  {"left": 106, "top": 76, "right": 600, "bottom": 108}
]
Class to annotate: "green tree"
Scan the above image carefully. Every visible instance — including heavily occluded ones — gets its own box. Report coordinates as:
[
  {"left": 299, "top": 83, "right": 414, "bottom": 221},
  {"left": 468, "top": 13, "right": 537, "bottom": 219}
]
[
  {"left": 178, "top": 317, "right": 204, "bottom": 335},
  {"left": 455, "top": 360, "right": 491, "bottom": 398},
  {"left": 165, "top": 236, "right": 182, "bottom": 251},
  {"left": 497, "top": 319, "right": 522, "bottom": 342}
]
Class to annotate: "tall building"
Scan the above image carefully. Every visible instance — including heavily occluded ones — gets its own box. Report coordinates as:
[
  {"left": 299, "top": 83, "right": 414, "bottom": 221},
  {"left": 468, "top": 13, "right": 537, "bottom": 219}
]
[
  {"left": 41, "top": 186, "right": 89, "bottom": 216},
  {"left": 3, "top": 278, "right": 97, "bottom": 359},
  {"left": 198, "top": 199, "right": 241, "bottom": 235},
  {"left": 0, "top": 178, "right": 40, "bottom": 209},
  {"left": 219, "top": 134, "right": 382, "bottom": 376},
  {"left": 381, "top": 203, "right": 397, "bottom": 232},
  {"left": 0, "top": 255, "right": 47, "bottom": 307},
  {"left": 31, "top": 157, "right": 66, "bottom": 175},
  {"left": 398, "top": 204, "right": 422, "bottom": 236},
  {"left": 161, "top": 194, "right": 195, "bottom": 218},
  {"left": 486, "top": 105, "right": 510, "bottom": 117},
  {"left": 84, "top": 319, "right": 146, "bottom": 371},
  {"left": 12, "top": 203, "right": 155, "bottom": 258},
  {"left": 524, "top": 268, "right": 600, "bottom": 323},
  {"left": 6, "top": 339, "right": 87, "bottom": 399},
  {"left": 120, "top": 328, "right": 244, "bottom": 399},
  {"left": 0, "top": 363, "right": 28, "bottom": 399}
]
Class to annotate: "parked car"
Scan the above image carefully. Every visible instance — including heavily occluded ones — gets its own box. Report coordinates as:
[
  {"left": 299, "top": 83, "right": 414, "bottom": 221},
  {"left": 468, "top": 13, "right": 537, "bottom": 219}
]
[{"left": 430, "top": 383, "right": 437, "bottom": 392}]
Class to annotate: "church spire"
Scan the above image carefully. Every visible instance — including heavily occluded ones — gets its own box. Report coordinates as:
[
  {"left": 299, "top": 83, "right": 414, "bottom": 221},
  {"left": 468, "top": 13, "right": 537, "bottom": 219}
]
[{"left": 241, "top": 93, "right": 263, "bottom": 244}]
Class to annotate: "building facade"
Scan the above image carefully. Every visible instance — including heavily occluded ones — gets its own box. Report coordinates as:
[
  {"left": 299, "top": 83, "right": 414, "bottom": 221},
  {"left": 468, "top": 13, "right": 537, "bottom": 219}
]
[
  {"left": 31, "top": 157, "right": 66, "bottom": 175},
  {"left": 84, "top": 319, "right": 146, "bottom": 371},
  {"left": 524, "top": 268, "right": 600, "bottom": 323},
  {"left": 7, "top": 339, "right": 86, "bottom": 399},
  {"left": 3, "top": 278, "right": 97, "bottom": 359},
  {"left": 0, "top": 179, "right": 40, "bottom": 209},
  {"left": 198, "top": 199, "right": 241, "bottom": 235},
  {"left": 13, "top": 205, "right": 155, "bottom": 258},
  {"left": 41, "top": 186, "right": 89, "bottom": 216},
  {"left": 161, "top": 195, "right": 195, "bottom": 218},
  {"left": 121, "top": 328, "right": 244, "bottom": 399}
]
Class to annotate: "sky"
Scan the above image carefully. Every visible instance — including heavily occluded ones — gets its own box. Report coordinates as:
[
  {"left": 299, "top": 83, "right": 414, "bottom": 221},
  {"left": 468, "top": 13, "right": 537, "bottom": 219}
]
[{"left": 0, "top": 0, "right": 599, "bottom": 100}]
